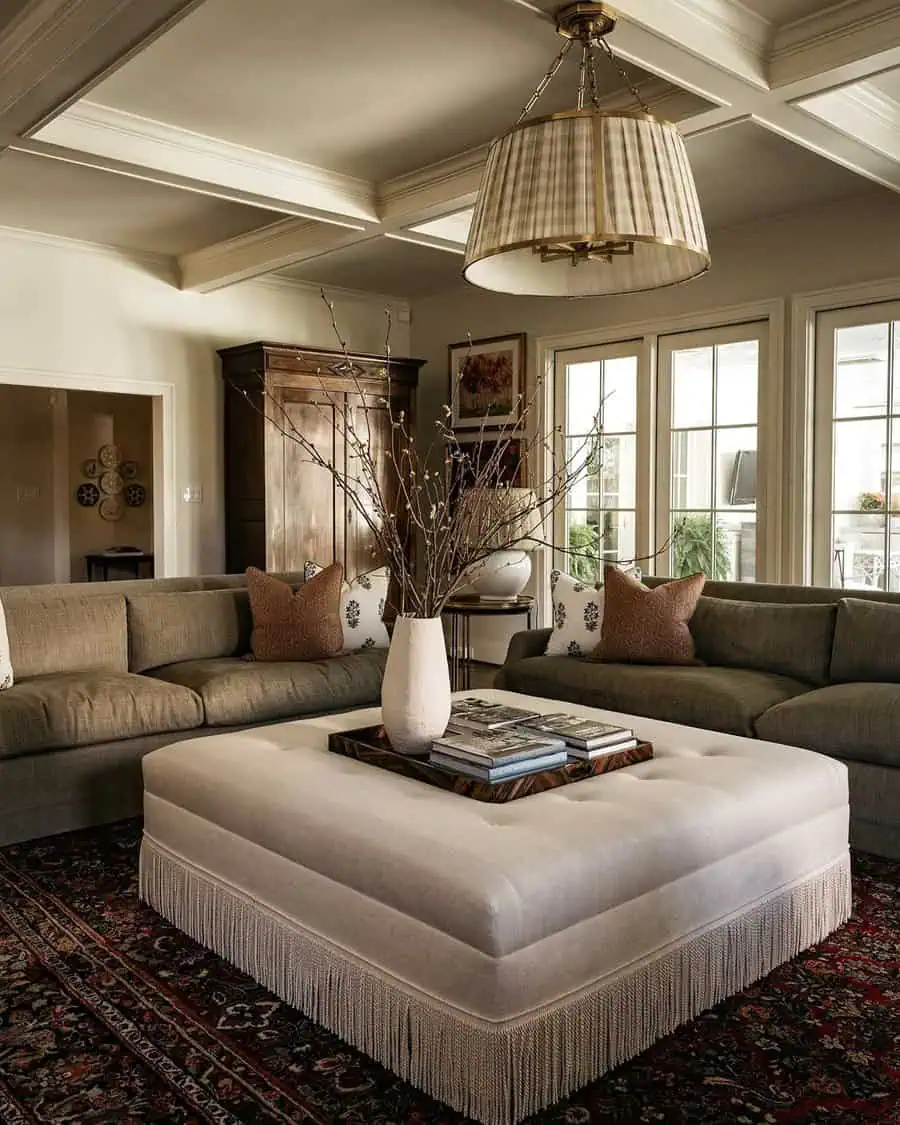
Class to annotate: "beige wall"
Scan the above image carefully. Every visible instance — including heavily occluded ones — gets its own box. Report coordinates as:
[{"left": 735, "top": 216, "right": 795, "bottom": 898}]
[
  {"left": 0, "top": 229, "right": 410, "bottom": 577},
  {"left": 411, "top": 191, "right": 900, "bottom": 661},
  {"left": 0, "top": 385, "right": 58, "bottom": 585},
  {"left": 67, "top": 390, "right": 154, "bottom": 581}
]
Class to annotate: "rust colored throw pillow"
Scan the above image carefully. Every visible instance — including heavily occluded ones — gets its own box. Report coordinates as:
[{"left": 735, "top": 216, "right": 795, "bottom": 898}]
[
  {"left": 246, "top": 564, "right": 344, "bottom": 661},
  {"left": 589, "top": 566, "right": 706, "bottom": 665}
]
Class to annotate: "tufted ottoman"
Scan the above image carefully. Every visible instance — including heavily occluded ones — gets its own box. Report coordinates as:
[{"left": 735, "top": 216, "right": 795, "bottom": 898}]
[{"left": 140, "top": 689, "right": 851, "bottom": 1125}]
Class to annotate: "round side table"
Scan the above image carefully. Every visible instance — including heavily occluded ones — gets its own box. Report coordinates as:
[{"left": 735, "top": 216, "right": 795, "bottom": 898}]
[{"left": 442, "top": 595, "right": 535, "bottom": 691}]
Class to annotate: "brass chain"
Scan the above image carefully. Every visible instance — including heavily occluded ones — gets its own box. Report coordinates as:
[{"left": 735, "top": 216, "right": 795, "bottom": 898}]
[
  {"left": 597, "top": 37, "right": 651, "bottom": 114},
  {"left": 516, "top": 19, "right": 651, "bottom": 123},
  {"left": 516, "top": 36, "right": 576, "bottom": 124}
]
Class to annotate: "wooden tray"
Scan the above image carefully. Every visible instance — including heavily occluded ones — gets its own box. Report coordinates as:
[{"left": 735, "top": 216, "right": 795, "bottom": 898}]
[{"left": 328, "top": 725, "right": 653, "bottom": 804}]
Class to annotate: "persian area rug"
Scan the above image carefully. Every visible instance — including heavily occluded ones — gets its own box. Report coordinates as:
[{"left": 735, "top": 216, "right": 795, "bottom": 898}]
[{"left": 0, "top": 822, "right": 898, "bottom": 1125}]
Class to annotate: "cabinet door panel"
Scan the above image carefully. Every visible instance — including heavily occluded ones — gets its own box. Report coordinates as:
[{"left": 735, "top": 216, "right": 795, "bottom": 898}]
[
  {"left": 267, "top": 388, "right": 344, "bottom": 573},
  {"left": 345, "top": 396, "right": 395, "bottom": 578}
]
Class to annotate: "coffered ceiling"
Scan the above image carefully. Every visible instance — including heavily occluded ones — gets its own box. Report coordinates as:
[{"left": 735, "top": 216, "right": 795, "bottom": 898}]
[{"left": 2, "top": 0, "right": 900, "bottom": 299}]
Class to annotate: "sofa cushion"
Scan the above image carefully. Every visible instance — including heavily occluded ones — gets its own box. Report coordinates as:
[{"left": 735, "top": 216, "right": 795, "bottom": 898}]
[
  {"left": 127, "top": 588, "right": 252, "bottom": 673},
  {"left": 756, "top": 683, "right": 900, "bottom": 768},
  {"left": 247, "top": 565, "right": 344, "bottom": 661},
  {"left": 0, "top": 597, "right": 12, "bottom": 690},
  {"left": 689, "top": 597, "right": 836, "bottom": 686},
  {"left": 499, "top": 655, "right": 810, "bottom": 737},
  {"left": 0, "top": 671, "right": 203, "bottom": 758},
  {"left": 150, "top": 649, "right": 387, "bottom": 727},
  {"left": 830, "top": 598, "right": 900, "bottom": 683},
  {"left": 592, "top": 567, "right": 705, "bottom": 665},
  {"left": 3, "top": 594, "right": 128, "bottom": 679}
]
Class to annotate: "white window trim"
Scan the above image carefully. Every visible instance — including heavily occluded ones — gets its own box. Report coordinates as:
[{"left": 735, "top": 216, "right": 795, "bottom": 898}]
[
  {"left": 656, "top": 320, "right": 773, "bottom": 584},
  {"left": 531, "top": 299, "right": 783, "bottom": 625},
  {"left": 790, "top": 277, "right": 900, "bottom": 585}
]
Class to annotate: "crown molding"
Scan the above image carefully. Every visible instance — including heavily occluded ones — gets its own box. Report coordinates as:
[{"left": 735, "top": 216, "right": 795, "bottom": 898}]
[
  {"left": 35, "top": 101, "right": 379, "bottom": 224},
  {"left": 378, "top": 146, "right": 488, "bottom": 228},
  {"left": 772, "top": 0, "right": 900, "bottom": 85},
  {"left": 252, "top": 272, "right": 411, "bottom": 314},
  {"left": 0, "top": 219, "right": 176, "bottom": 273},
  {"left": 669, "top": 0, "right": 772, "bottom": 58},
  {"left": 801, "top": 81, "right": 900, "bottom": 163}
]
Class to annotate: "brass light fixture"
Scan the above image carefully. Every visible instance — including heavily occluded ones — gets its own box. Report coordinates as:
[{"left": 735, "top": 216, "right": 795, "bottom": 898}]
[{"left": 463, "top": 2, "right": 710, "bottom": 297}]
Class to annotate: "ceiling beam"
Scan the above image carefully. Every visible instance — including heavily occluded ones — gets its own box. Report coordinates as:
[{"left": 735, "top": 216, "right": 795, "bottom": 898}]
[
  {"left": 179, "top": 219, "right": 373, "bottom": 293},
  {"left": 0, "top": 0, "right": 208, "bottom": 144},
  {"left": 28, "top": 101, "right": 379, "bottom": 224}
]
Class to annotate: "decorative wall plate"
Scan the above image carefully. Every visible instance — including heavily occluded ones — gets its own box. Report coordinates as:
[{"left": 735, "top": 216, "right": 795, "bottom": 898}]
[
  {"left": 98, "top": 444, "right": 121, "bottom": 469},
  {"left": 121, "top": 460, "right": 138, "bottom": 480},
  {"left": 82, "top": 459, "right": 100, "bottom": 478},
  {"left": 100, "top": 470, "right": 124, "bottom": 496},
  {"left": 99, "top": 495, "right": 124, "bottom": 522},
  {"left": 124, "top": 483, "right": 147, "bottom": 508},
  {"left": 76, "top": 482, "right": 100, "bottom": 507}
]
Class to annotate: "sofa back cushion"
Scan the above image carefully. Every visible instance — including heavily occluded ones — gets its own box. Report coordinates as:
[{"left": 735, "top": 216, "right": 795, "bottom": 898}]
[
  {"left": 3, "top": 592, "right": 128, "bottom": 679},
  {"left": 127, "top": 588, "right": 252, "bottom": 673},
  {"left": 689, "top": 597, "right": 835, "bottom": 686},
  {"left": 830, "top": 597, "right": 900, "bottom": 683}
]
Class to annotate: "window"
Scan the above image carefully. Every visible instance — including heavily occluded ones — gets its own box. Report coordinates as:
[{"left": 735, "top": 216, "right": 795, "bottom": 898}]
[
  {"left": 553, "top": 343, "right": 644, "bottom": 583},
  {"left": 656, "top": 324, "right": 767, "bottom": 582},
  {"left": 813, "top": 303, "right": 900, "bottom": 590}
]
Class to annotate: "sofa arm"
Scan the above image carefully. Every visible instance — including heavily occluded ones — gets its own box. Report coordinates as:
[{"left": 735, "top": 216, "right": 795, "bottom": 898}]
[{"left": 503, "top": 628, "right": 551, "bottom": 665}]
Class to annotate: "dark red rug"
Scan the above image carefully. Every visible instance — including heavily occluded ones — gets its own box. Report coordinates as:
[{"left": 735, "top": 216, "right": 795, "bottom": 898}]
[{"left": 0, "top": 822, "right": 898, "bottom": 1125}]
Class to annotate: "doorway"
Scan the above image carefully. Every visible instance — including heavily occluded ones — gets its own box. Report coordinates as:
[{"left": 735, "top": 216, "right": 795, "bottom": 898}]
[{"left": 0, "top": 385, "right": 156, "bottom": 585}]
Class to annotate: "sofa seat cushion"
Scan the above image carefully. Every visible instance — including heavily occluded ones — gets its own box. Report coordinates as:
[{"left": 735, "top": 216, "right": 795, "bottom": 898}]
[
  {"left": 150, "top": 649, "right": 387, "bottom": 727},
  {"left": 756, "top": 683, "right": 900, "bottom": 768},
  {"left": 500, "top": 656, "right": 811, "bottom": 737},
  {"left": 0, "top": 671, "right": 203, "bottom": 758}
]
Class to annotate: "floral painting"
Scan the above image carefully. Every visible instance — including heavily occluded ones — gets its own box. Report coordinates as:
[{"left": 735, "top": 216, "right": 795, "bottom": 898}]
[{"left": 448, "top": 334, "right": 525, "bottom": 428}]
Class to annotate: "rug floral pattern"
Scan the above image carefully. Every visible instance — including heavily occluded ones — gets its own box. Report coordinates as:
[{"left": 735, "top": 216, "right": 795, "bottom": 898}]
[{"left": 0, "top": 822, "right": 898, "bottom": 1124}]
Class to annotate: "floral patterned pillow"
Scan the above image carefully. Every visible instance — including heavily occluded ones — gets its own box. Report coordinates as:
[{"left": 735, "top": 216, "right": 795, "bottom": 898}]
[
  {"left": 304, "top": 562, "right": 390, "bottom": 654},
  {"left": 545, "top": 566, "right": 640, "bottom": 657},
  {"left": 0, "top": 597, "right": 13, "bottom": 691}
]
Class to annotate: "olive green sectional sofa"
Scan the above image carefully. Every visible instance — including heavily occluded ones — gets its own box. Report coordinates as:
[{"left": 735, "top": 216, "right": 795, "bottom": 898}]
[
  {"left": 0, "top": 574, "right": 386, "bottom": 845},
  {"left": 496, "top": 578, "right": 900, "bottom": 862}
]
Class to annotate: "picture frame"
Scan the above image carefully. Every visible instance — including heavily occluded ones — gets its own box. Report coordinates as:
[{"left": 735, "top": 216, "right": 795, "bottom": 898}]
[
  {"left": 448, "top": 432, "right": 527, "bottom": 499},
  {"left": 448, "top": 333, "right": 526, "bottom": 429}
]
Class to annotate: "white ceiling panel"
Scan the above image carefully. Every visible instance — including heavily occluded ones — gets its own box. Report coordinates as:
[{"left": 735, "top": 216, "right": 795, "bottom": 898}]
[
  {"left": 86, "top": 0, "right": 666, "bottom": 181},
  {"left": 0, "top": 150, "right": 272, "bottom": 255},
  {"left": 737, "top": 0, "right": 831, "bottom": 25},
  {"left": 686, "top": 121, "right": 883, "bottom": 232},
  {"left": 277, "top": 237, "right": 467, "bottom": 299}
]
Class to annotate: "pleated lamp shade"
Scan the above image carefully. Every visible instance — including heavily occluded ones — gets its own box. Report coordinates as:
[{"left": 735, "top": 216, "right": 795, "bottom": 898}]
[{"left": 463, "top": 109, "right": 709, "bottom": 297}]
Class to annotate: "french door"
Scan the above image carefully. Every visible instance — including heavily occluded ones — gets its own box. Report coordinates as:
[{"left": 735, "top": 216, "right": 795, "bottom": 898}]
[
  {"left": 553, "top": 340, "right": 651, "bottom": 582},
  {"left": 813, "top": 301, "right": 900, "bottom": 590},
  {"left": 656, "top": 322, "right": 770, "bottom": 582}
]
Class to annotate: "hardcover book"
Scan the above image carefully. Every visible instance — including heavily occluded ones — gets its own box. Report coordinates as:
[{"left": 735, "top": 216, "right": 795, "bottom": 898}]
[
  {"left": 521, "top": 712, "right": 635, "bottom": 750},
  {"left": 434, "top": 725, "right": 565, "bottom": 764},
  {"left": 430, "top": 749, "right": 568, "bottom": 781},
  {"left": 448, "top": 698, "right": 542, "bottom": 731}
]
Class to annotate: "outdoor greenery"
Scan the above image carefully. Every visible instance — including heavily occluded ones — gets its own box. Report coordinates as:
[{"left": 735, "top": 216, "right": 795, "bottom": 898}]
[
  {"left": 567, "top": 512, "right": 614, "bottom": 583},
  {"left": 672, "top": 514, "right": 731, "bottom": 580}
]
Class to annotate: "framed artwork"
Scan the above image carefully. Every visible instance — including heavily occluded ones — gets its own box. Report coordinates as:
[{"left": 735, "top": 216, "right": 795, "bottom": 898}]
[
  {"left": 448, "top": 333, "right": 526, "bottom": 428},
  {"left": 448, "top": 432, "right": 527, "bottom": 499}
]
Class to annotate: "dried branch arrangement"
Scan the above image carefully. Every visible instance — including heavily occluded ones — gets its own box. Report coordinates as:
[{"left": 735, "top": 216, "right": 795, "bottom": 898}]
[{"left": 235, "top": 292, "right": 605, "bottom": 618}]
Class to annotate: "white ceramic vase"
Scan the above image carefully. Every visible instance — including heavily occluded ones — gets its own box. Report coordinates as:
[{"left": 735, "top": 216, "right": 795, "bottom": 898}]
[
  {"left": 467, "top": 549, "right": 532, "bottom": 600},
  {"left": 381, "top": 615, "right": 451, "bottom": 756}
]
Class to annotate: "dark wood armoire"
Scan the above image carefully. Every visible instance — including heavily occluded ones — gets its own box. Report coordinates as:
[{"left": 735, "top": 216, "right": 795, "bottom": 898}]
[{"left": 218, "top": 342, "right": 423, "bottom": 576}]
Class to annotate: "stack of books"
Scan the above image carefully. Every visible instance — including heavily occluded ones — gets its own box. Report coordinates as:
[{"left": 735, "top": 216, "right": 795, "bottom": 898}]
[
  {"left": 520, "top": 713, "right": 637, "bottom": 759},
  {"left": 430, "top": 699, "right": 567, "bottom": 782}
]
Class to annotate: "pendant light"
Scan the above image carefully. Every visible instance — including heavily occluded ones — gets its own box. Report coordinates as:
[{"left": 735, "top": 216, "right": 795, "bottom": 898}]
[{"left": 463, "top": 2, "right": 709, "bottom": 297}]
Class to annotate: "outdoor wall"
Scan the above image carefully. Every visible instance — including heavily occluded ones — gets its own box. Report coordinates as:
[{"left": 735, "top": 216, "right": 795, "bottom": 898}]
[
  {"left": 0, "top": 227, "right": 409, "bottom": 577},
  {"left": 411, "top": 190, "right": 900, "bottom": 662}
]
